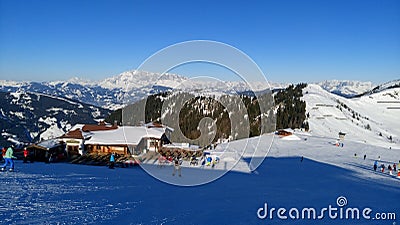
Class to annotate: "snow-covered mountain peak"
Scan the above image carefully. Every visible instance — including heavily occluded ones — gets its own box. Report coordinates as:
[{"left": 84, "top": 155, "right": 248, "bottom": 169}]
[
  {"left": 0, "top": 80, "right": 29, "bottom": 88},
  {"left": 98, "top": 70, "right": 187, "bottom": 90},
  {"left": 315, "top": 80, "right": 373, "bottom": 98}
]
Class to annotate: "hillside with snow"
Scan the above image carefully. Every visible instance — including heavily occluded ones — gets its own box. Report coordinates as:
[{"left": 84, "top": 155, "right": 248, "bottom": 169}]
[
  {"left": 0, "top": 91, "right": 110, "bottom": 147},
  {"left": 303, "top": 84, "right": 400, "bottom": 149},
  {"left": 1, "top": 69, "right": 398, "bottom": 151}
]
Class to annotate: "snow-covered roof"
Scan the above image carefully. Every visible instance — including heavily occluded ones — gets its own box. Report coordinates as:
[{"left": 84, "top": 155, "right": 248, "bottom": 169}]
[
  {"left": 69, "top": 124, "right": 85, "bottom": 131},
  {"left": 85, "top": 126, "right": 165, "bottom": 146},
  {"left": 145, "top": 121, "right": 174, "bottom": 132},
  {"left": 163, "top": 143, "right": 201, "bottom": 151},
  {"left": 34, "top": 139, "right": 63, "bottom": 150}
]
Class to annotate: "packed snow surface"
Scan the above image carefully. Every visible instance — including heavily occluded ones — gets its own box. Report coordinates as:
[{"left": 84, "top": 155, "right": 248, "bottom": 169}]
[{"left": 1, "top": 133, "right": 399, "bottom": 225}]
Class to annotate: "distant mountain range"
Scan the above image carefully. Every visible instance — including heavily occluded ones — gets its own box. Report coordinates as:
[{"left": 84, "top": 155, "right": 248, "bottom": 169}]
[
  {"left": 316, "top": 80, "right": 373, "bottom": 98},
  {"left": 1, "top": 71, "right": 396, "bottom": 111},
  {"left": 1, "top": 69, "right": 398, "bottom": 148},
  {"left": 0, "top": 70, "right": 282, "bottom": 110}
]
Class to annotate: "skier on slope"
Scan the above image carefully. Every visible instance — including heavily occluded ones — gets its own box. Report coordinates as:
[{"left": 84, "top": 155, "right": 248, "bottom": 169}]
[
  {"left": 1, "top": 147, "right": 6, "bottom": 161},
  {"left": 397, "top": 161, "right": 400, "bottom": 172},
  {"left": 23, "top": 148, "right": 29, "bottom": 163},
  {"left": 172, "top": 157, "right": 182, "bottom": 177},
  {"left": 381, "top": 164, "right": 385, "bottom": 173},
  {"left": 109, "top": 152, "right": 115, "bottom": 169},
  {"left": 373, "top": 160, "right": 378, "bottom": 171},
  {"left": 1, "top": 146, "right": 17, "bottom": 172},
  {"left": 388, "top": 165, "right": 393, "bottom": 176},
  {"left": 206, "top": 156, "right": 212, "bottom": 166}
]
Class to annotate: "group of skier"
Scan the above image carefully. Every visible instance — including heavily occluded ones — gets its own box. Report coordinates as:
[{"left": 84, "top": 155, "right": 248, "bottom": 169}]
[
  {"left": 1, "top": 146, "right": 17, "bottom": 172},
  {"left": 373, "top": 159, "right": 400, "bottom": 177},
  {"left": 155, "top": 153, "right": 222, "bottom": 177},
  {"left": 1, "top": 146, "right": 32, "bottom": 172}
]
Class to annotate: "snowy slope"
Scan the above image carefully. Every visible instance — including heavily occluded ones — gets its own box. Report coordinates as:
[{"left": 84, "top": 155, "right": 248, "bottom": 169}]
[
  {"left": 0, "top": 133, "right": 399, "bottom": 225},
  {"left": 303, "top": 84, "right": 400, "bottom": 149},
  {"left": 359, "top": 79, "right": 400, "bottom": 96}
]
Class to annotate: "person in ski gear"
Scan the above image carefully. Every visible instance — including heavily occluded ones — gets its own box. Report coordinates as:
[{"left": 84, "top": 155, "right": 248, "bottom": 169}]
[
  {"left": 172, "top": 157, "right": 181, "bottom": 177},
  {"left": 393, "top": 163, "right": 397, "bottom": 172},
  {"left": 1, "top": 146, "right": 17, "bottom": 171},
  {"left": 45, "top": 151, "right": 50, "bottom": 164},
  {"left": 158, "top": 154, "right": 167, "bottom": 168},
  {"left": 1, "top": 147, "right": 6, "bottom": 160},
  {"left": 109, "top": 153, "right": 115, "bottom": 169},
  {"left": 211, "top": 156, "right": 220, "bottom": 168},
  {"left": 190, "top": 155, "right": 198, "bottom": 166},
  {"left": 397, "top": 161, "right": 400, "bottom": 172},
  {"left": 381, "top": 164, "right": 385, "bottom": 173},
  {"left": 388, "top": 165, "right": 393, "bottom": 175},
  {"left": 363, "top": 154, "right": 366, "bottom": 160},
  {"left": 373, "top": 160, "right": 378, "bottom": 171},
  {"left": 301, "top": 156, "right": 304, "bottom": 162},
  {"left": 23, "top": 148, "right": 29, "bottom": 163},
  {"left": 206, "top": 156, "right": 212, "bottom": 166},
  {"left": 397, "top": 161, "right": 400, "bottom": 178}
]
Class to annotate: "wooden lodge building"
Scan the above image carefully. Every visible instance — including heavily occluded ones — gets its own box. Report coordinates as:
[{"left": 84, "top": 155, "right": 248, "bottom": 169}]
[
  {"left": 59, "top": 122, "right": 172, "bottom": 156},
  {"left": 29, "top": 122, "right": 202, "bottom": 160}
]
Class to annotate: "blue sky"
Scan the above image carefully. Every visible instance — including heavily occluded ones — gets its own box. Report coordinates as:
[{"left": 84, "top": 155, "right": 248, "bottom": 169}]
[{"left": 0, "top": 0, "right": 399, "bottom": 84}]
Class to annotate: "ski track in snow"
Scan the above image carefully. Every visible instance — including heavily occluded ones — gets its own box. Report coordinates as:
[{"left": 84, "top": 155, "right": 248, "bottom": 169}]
[{"left": 0, "top": 165, "right": 139, "bottom": 225}]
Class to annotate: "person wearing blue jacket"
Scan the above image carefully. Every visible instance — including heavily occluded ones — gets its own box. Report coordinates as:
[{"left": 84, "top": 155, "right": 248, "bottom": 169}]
[
  {"left": 109, "top": 152, "right": 115, "bottom": 169},
  {"left": 1, "top": 146, "right": 17, "bottom": 172}
]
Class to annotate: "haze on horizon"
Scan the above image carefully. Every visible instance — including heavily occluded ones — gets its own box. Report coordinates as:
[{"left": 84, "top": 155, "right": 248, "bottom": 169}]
[{"left": 0, "top": 0, "right": 399, "bottom": 84}]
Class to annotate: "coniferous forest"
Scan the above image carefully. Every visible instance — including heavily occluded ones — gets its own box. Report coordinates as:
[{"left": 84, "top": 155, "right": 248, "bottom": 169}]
[
  {"left": 106, "top": 91, "right": 276, "bottom": 146},
  {"left": 274, "top": 83, "right": 308, "bottom": 130},
  {"left": 106, "top": 84, "right": 308, "bottom": 146}
]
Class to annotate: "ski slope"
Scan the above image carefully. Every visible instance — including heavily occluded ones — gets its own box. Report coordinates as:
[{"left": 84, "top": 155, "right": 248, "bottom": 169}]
[
  {"left": 303, "top": 84, "right": 400, "bottom": 149},
  {"left": 1, "top": 133, "right": 399, "bottom": 225}
]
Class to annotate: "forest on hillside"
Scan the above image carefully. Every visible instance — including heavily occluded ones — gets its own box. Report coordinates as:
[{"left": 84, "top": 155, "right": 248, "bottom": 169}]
[
  {"left": 274, "top": 83, "right": 308, "bottom": 130},
  {"left": 106, "top": 83, "right": 308, "bottom": 146},
  {"left": 106, "top": 91, "right": 275, "bottom": 146}
]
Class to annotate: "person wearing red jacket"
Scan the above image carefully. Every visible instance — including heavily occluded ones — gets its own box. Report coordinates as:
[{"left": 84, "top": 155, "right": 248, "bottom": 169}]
[{"left": 23, "top": 148, "right": 29, "bottom": 163}]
